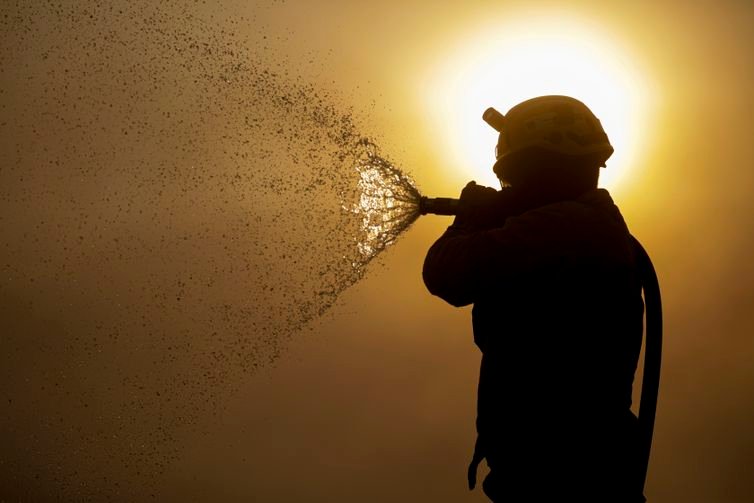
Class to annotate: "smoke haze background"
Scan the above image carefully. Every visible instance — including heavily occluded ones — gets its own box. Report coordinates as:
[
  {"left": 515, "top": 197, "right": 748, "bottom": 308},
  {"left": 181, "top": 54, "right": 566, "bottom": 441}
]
[{"left": 2, "top": 1, "right": 753, "bottom": 502}]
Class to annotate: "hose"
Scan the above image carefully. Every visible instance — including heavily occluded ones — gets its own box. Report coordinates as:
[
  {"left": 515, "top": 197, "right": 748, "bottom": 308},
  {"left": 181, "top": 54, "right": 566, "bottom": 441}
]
[{"left": 631, "top": 236, "right": 663, "bottom": 492}]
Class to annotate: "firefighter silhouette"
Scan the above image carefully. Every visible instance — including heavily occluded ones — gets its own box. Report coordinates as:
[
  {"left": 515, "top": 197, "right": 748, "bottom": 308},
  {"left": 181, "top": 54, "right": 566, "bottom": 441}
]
[{"left": 423, "top": 96, "right": 661, "bottom": 503}]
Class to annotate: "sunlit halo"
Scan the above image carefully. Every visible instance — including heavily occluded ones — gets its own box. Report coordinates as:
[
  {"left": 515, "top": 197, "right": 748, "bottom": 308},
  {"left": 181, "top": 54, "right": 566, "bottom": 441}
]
[{"left": 424, "top": 15, "right": 652, "bottom": 191}]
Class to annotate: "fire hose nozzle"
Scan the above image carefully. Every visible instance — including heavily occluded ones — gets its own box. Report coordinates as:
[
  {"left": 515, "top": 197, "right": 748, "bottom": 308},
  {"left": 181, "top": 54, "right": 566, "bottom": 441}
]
[{"left": 419, "top": 196, "right": 461, "bottom": 216}]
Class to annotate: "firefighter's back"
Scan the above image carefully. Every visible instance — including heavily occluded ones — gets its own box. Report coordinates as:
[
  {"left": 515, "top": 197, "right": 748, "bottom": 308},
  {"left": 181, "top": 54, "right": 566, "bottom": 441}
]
[{"left": 473, "top": 190, "right": 645, "bottom": 502}]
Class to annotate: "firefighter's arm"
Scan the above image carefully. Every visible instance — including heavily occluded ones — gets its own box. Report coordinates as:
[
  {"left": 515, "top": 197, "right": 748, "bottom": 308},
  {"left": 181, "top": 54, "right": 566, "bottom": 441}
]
[
  {"left": 422, "top": 182, "right": 508, "bottom": 307},
  {"left": 423, "top": 225, "right": 489, "bottom": 307},
  {"left": 423, "top": 202, "right": 569, "bottom": 306}
]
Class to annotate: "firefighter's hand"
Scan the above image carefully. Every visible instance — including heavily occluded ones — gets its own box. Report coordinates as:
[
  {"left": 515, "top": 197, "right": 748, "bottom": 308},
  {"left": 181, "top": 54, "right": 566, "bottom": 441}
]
[
  {"left": 460, "top": 181, "right": 499, "bottom": 205},
  {"left": 454, "top": 181, "right": 504, "bottom": 230}
]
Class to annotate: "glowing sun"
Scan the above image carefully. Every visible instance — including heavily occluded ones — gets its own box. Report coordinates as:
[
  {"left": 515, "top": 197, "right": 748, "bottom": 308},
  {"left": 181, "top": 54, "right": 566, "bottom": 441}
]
[{"left": 425, "top": 14, "right": 652, "bottom": 191}]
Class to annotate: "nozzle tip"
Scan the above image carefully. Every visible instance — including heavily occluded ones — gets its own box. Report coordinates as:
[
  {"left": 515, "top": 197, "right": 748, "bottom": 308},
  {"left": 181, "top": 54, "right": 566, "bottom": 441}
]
[{"left": 418, "top": 196, "right": 428, "bottom": 215}]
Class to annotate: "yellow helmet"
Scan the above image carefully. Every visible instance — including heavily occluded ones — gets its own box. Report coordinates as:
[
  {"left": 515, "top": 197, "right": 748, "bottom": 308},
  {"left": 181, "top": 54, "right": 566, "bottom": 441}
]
[{"left": 483, "top": 96, "right": 614, "bottom": 179}]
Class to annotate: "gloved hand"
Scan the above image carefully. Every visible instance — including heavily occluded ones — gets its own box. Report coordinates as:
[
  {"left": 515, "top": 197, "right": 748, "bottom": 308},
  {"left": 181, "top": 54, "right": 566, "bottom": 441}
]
[{"left": 453, "top": 181, "right": 514, "bottom": 230}]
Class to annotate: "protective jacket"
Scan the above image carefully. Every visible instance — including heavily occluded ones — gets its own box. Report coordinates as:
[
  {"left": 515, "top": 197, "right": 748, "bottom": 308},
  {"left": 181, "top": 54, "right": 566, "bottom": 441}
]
[{"left": 423, "top": 188, "right": 645, "bottom": 502}]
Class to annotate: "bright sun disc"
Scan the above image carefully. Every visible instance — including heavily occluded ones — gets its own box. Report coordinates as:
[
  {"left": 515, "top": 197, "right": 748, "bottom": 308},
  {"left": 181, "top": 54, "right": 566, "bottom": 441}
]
[{"left": 425, "top": 14, "right": 651, "bottom": 191}]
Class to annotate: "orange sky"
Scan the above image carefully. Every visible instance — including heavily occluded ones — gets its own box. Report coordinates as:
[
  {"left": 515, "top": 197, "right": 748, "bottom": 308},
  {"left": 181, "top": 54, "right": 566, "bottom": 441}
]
[{"left": 2, "top": 1, "right": 754, "bottom": 501}]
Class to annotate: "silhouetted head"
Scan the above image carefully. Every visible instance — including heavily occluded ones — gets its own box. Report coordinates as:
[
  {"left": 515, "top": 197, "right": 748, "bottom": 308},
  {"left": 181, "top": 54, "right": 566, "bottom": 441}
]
[{"left": 483, "top": 96, "right": 613, "bottom": 198}]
